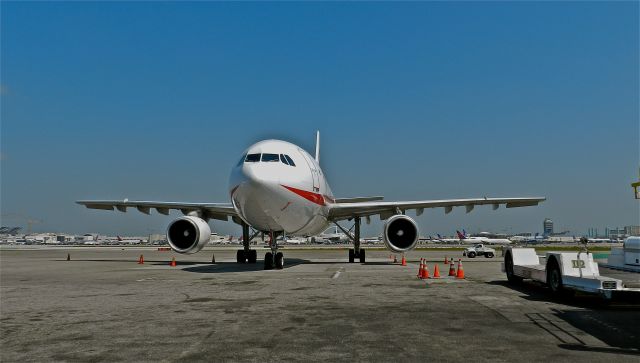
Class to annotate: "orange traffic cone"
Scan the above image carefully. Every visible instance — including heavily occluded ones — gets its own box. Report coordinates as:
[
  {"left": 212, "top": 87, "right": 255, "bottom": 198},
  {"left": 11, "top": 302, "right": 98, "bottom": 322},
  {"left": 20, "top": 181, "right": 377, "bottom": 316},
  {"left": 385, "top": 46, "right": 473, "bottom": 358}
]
[
  {"left": 66, "top": 253, "right": 70, "bottom": 261},
  {"left": 448, "top": 260, "right": 456, "bottom": 276},
  {"left": 138, "top": 255, "right": 144, "bottom": 264},
  {"left": 169, "top": 257, "right": 177, "bottom": 267},
  {"left": 444, "top": 255, "right": 448, "bottom": 264},
  {"left": 423, "top": 263, "right": 430, "bottom": 279},
  {"left": 417, "top": 259, "right": 424, "bottom": 278},
  {"left": 401, "top": 255, "right": 407, "bottom": 266},
  {"left": 456, "top": 259, "right": 465, "bottom": 279},
  {"left": 393, "top": 255, "right": 398, "bottom": 263},
  {"left": 432, "top": 264, "right": 441, "bottom": 278},
  {"left": 211, "top": 254, "right": 216, "bottom": 264}
]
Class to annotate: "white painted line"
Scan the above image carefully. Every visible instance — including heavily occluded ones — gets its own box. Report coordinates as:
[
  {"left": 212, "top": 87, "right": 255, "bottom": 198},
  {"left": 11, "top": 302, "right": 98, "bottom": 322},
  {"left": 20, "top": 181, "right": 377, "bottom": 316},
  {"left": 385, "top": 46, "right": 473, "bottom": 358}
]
[{"left": 331, "top": 267, "right": 345, "bottom": 279}]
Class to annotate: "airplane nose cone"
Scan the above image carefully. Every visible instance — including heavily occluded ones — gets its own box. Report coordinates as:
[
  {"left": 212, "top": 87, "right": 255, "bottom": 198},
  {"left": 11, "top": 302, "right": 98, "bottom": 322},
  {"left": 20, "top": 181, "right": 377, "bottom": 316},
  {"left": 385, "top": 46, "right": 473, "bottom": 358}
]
[
  {"left": 241, "top": 164, "right": 259, "bottom": 184},
  {"left": 242, "top": 163, "right": 279, "bottom": 187}
]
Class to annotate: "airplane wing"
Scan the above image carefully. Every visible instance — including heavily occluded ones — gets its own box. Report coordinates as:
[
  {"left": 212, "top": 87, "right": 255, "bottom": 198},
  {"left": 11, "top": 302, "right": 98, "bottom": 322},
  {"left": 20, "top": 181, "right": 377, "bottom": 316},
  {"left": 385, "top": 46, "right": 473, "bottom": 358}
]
[
  {"left": 76, "top": 200, "right": 237, "bottom": 221},
  {"left": 333, "top": 196, "right": 384, "bottom": 203},
  {"left": 327, "top": 197, "right": 545, "bottom": 221}
]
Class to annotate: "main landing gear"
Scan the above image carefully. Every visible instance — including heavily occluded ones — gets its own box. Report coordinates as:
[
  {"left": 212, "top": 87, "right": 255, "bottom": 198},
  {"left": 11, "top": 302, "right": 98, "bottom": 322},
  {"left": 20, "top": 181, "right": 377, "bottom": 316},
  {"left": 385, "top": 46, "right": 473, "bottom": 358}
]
[
  {"left": 335, "top": 217, "right": 366, "bottom": 264},
  {"left": 236, "top": 223, "right": 258, "bottom": 264},
  {"left": 237, "top": 249, "right": 257, "bottom": 264},
  {"left": 264, "top": 231, "right": 284, "bottom": 270},
  {"left": 235, "top": 223, "right": 284, "bottom": 270},
  {"left": 348, "top": 248, "right": 365, "bottom": 264}
]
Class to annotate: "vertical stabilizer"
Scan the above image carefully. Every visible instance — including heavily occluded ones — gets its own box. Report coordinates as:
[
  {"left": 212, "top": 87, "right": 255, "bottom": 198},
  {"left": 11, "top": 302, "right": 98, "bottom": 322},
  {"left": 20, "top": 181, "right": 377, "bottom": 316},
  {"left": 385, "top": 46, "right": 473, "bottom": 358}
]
[{"left": 314, "top": 130, "right": 320, "bottom": 163}]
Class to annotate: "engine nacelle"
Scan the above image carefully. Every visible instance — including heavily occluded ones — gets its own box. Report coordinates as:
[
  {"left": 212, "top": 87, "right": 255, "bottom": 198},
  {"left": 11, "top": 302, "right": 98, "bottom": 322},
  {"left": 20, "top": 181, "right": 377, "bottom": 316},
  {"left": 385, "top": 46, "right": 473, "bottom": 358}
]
[
  {"left": 383, "top": 214, "right": 419, "bottom": 253},
  {"left": 166, "top": 216, "right": 211, "bottom": 254}
]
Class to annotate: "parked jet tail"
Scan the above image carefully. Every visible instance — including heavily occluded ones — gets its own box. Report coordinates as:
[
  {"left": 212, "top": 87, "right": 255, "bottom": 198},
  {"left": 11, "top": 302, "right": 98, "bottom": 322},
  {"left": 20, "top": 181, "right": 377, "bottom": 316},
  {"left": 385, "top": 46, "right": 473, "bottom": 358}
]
[{"left": 456, "top": 230, "right": 466, "bottom": 240}]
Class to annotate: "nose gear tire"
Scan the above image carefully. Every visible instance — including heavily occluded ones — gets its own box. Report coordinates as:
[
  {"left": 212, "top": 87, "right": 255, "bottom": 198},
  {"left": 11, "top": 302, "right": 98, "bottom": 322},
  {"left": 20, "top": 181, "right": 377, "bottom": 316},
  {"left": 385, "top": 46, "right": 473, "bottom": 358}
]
[
  {"left": 264, "top": 252, "right": 273, "bottom": 270},
  {"left": 275, "top": 252, "right": 284, "bottom": 269}
]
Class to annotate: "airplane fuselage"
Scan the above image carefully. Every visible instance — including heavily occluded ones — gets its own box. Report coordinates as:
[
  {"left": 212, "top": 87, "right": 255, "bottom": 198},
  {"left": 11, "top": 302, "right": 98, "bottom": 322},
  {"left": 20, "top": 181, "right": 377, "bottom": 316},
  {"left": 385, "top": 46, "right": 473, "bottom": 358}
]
[{"left": 229, "top": 140, "right": 333, "bottom": 236}]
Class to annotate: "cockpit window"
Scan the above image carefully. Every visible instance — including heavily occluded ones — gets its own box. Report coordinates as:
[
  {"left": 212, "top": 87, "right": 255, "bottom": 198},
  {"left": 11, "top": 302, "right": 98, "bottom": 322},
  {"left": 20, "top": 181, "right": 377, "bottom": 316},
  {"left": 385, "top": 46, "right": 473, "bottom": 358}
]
[
  {"left": 244, "top": 152, "right": 295, "bottom": 165},
  {"left": 279, "top": 154, "right": 289, "bottom": 165},
  {"left": 261, "top": 153, "right": 279, "bottom": 162},
  {"left": 284, "top": 155, "right": 296, "bottom": 166},
  {"left": 245, "top": 153, "right": 261, "bottom": 162}
]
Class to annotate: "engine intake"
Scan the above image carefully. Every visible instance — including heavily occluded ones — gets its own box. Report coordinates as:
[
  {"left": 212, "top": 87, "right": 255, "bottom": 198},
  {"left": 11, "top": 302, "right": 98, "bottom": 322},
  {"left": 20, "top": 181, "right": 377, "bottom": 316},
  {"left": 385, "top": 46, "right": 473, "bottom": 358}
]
[
  {"left": 383, "top": 214, "right": 419, "bottom": 253},
  {"left": 166, "top": 216, "right": 211, "bottom": 254}
]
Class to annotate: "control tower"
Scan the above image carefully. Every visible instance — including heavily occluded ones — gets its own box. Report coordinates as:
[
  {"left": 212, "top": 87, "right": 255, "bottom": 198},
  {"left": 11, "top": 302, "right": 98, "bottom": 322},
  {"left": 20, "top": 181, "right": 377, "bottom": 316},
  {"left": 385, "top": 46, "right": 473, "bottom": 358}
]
[{"left": 632, "top": 168, "right": 640, "bottom": 199}]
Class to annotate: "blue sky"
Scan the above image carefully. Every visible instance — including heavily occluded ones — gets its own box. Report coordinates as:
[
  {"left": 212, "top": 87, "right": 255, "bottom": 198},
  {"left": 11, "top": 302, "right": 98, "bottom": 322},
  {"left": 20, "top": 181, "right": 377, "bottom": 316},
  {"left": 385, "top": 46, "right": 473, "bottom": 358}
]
[{"left": 1, "top": 2, "right": 638, "bottom": 237}]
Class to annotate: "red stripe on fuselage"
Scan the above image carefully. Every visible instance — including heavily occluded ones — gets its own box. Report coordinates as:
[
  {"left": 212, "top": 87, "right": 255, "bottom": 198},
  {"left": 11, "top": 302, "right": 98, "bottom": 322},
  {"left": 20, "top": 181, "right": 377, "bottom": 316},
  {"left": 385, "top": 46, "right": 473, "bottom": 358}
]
[{"left": 281, "top": 185, "right": 326, "bottom": 206}]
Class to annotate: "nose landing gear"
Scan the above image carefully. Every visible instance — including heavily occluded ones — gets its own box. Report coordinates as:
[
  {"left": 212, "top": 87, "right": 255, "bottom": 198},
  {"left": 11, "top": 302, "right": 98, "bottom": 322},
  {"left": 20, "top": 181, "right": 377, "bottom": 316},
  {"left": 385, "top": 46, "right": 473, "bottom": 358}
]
[{"left": 264, "top": 231, "right": 284, "bottom": 270}]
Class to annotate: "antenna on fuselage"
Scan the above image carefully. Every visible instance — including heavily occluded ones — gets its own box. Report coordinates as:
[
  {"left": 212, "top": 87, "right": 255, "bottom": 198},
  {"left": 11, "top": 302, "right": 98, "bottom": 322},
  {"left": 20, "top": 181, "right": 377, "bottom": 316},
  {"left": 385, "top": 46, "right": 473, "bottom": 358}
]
[{"left": 314, "top": 130, "right": 320, "bottom": 163}]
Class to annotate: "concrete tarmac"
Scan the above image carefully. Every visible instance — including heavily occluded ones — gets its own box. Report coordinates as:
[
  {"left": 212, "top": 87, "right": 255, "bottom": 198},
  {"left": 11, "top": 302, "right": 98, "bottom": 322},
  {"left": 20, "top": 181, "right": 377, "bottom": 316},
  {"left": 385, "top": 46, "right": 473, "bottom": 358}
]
[{"left": 1, "top": 246, "right": 639, "bottom": 362}]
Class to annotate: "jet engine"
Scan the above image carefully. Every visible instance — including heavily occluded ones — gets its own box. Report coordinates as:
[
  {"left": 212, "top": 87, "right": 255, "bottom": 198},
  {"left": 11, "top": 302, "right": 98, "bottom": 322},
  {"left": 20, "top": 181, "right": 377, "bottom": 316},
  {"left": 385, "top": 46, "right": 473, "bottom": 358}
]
[
  {"left": 166, "top": 216, "right": 211, "bottom": 254},
  {"left": 383, "top": 214, "right": 419, "bottom": 253}
]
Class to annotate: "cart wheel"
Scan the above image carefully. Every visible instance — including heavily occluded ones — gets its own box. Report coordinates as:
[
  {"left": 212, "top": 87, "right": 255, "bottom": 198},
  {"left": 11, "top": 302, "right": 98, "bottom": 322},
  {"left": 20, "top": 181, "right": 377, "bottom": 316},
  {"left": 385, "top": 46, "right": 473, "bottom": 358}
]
[
  {"left": 485, "top": 252, "right": 494, "bottom": 258},
  {"left": 468, "top": 252, "right": 476, "bottom": 258},
  {"left": 547, "top": 258, "right": 563, "bottom": 294},
  {"left": 505, "top": 252, "right": 522, "bottom": 284}
]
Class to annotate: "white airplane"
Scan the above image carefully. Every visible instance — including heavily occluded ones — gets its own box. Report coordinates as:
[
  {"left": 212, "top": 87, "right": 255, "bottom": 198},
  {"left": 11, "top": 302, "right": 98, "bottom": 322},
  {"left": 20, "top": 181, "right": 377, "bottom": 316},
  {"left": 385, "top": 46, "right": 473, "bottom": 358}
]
[
  {"left": 77, "top": 132, "right": 544, "bottom": 269},
  {"left": 432, "top": 233, "right": 461, "bottom": 244},
  {"left": 587, "top": 238, "right": 612, "bottom": 243},
  {"left": 455, "top": 230, "right": 513, "bottom": 245},
  {"left": 510, "top": 234, "right": 545, "bottom": 244},
  {"left": 277, "top": 236, "right": 306, "bottom": 245},
  {"left": 313, "top": 226, "right": 348, "bottom": 244}
]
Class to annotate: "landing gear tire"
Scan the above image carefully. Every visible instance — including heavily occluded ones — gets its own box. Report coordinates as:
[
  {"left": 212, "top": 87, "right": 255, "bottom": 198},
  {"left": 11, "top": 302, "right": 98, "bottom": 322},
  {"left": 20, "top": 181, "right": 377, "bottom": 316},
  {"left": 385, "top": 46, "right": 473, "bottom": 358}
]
[
  {"left": 348, "top": 249, "right": 355, "bottom": 263},
  {"left": 505, "top": 252, "right": 522, "bottom": 284},
  {"left": 359, "top": 249, "right": 366, "bottom": 263},
  {"left": 275, "top": 252, "right": 284, "bottom": 269},
  {"left": 264, "top": 252, "right": 273, "bottom": 270},
  {"left": 236, "top": 250, "right": 246, "bottom": 264},
  {"left": 247, "top": 249, "right": 257, "bottom": 264}
]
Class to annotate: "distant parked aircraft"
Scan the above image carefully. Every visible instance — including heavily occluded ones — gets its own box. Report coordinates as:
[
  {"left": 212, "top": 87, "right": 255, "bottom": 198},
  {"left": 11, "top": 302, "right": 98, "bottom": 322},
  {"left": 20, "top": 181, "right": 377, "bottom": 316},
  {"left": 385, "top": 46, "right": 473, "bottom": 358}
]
[
  {"left": 313, "top": 226, "right": 348, "bottom": 244},
  {"left": 432, "top": 233, "right": 460, "bottom": 243},
  {"left": 456, "top": 230, "right": 512, "bottom": 245}
]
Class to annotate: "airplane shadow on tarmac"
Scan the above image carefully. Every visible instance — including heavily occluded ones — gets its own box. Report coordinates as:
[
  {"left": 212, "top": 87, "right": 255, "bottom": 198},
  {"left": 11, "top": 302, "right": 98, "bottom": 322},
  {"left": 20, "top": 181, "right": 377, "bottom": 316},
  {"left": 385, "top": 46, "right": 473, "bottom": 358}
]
[
  {"left": 180, "top": 259, "right": 392, "bottom": 273},
  {"left": 57, "top": 258, "right": 387, "bottom": 270},
  {"left": 57, "top": 258, "right": 306, "bottom": 271},
  {"left": 487, "top": 280, "right": 640, "bottom": 356},
  {"left": 181, "top": 259, "right": 306, "bottom": 273}
]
